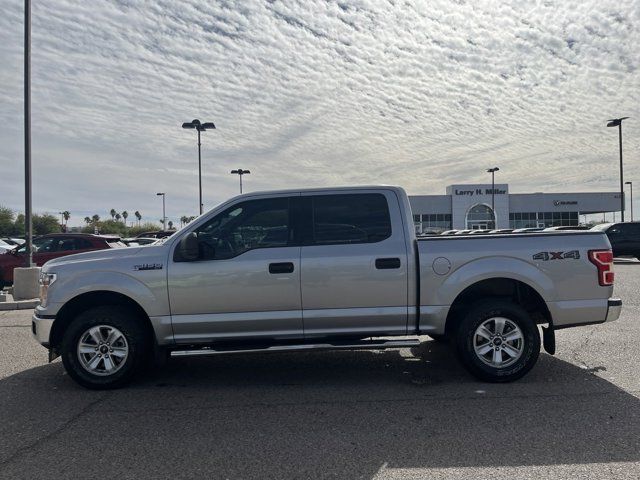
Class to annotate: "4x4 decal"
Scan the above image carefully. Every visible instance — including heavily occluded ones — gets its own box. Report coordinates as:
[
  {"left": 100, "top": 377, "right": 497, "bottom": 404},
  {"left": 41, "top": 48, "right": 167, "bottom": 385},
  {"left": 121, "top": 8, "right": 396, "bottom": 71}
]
[{"left": 533, "top": 250, "right": 580, "bottom": 261}]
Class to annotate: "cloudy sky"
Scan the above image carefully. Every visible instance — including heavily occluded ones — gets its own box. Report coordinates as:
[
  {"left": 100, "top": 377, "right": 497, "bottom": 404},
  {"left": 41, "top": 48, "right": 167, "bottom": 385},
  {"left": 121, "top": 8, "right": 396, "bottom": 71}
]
[{"left": 1, "top": 0, "right": 638, "bottom": 226}]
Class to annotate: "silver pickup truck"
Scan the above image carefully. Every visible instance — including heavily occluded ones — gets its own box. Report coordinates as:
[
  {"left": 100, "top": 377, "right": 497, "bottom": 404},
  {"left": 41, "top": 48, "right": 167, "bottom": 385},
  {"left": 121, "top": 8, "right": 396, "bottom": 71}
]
[{"left": 32, "top": 186, "right": 621, "bottom": 389}]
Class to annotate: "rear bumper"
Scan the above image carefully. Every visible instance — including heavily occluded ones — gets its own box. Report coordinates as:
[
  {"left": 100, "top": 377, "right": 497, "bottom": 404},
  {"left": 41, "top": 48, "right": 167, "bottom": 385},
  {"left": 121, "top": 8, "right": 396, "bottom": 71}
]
[{"left": 606, "top": 298, "right": 622, "bottom": 323}]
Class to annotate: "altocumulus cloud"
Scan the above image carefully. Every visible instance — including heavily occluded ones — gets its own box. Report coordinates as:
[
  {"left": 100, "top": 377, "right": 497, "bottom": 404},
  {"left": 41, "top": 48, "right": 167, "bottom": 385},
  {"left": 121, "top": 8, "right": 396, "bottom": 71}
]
[{"left": 0, "top": 0, "right": 638, "bottom": 224}]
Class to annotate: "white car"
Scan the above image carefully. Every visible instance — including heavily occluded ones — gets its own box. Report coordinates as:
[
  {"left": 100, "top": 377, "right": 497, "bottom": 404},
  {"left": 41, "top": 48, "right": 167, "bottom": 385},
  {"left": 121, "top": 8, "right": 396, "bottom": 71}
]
[{"left": 0, "top": 239, "right": 16, "bottom": 254}]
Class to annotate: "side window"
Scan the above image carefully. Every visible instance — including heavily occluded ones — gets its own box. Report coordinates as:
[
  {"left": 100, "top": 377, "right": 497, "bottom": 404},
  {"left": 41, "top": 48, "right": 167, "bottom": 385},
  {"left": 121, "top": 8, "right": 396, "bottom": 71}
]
[
  {"left": 311, "top": 194, "right": 392, "bottom": 245},
  {"left": 58, "top": 239, "right": 76, "bottom": 251},
  {"left": 34, "top": 238, "right": 58, "bottom": 253},
  {"left": 74, "top": 238, "right": 94, "bottom": 250},
  {"left": 195, "top": 197, "right": 291, "bottom": 260}
]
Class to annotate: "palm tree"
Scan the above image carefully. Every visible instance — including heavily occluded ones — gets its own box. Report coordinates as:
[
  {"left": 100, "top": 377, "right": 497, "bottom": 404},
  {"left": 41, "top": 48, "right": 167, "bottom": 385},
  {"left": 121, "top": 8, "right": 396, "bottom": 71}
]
[
  {"left": 122, "top": 211, "right": 128, "bottom": 226},
  {"left": 168, "top": 220, "right": 174, "bottom": 230},
  {"left": 92, "top": 214, "right": 100, "bottom": 224},
  {"left": 62, "top": 211, "right": 70, "bottom": 225},
  {"left": 180, "top": 215, "right": 187, "bottom": 227},
  {"left": 110, "top": 209, "right": 116, "bottom": 220},
  {"left": 134, "top": 211, "right": 141, "bottom": 226},
  {"left": 115, "top": 213, "right": 121, "bottom": 222},
  {"left": 84, "top": 216, "right": 91, "bottom": 225}
]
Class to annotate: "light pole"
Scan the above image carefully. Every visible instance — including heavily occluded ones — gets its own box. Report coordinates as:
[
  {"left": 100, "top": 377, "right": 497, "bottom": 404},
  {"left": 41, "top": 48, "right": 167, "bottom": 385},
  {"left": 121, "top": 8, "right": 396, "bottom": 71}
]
[
  {"left": 24, "top": 0, "right": 33, "bottom": 267},
  {"left": 182, "top": 119, "right": 216, "bottom": 215},
  {"left": 486, "top": 167, "right": 499, "bottom": 227},
  {"left": 156, "top": 192, "right": 166, "bottom": 230},
  {"left": 606, "top": 117, "right": 629, "bottom": 222},
  {"left": 626, "top": 181, "right": 634, "bottom": 222},
  {"left": 231, "top": 169, "right": 250, "bottom": 193}
]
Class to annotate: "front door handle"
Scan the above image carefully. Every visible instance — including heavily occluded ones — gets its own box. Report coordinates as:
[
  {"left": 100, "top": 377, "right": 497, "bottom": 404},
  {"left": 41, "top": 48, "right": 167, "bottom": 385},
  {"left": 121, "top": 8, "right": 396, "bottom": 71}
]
[
  {"left": 375, "top": 258, "right": 401, "bottom": 269},
  {"left": 269, "top": 262, "right": 294, "bottom": 274}
]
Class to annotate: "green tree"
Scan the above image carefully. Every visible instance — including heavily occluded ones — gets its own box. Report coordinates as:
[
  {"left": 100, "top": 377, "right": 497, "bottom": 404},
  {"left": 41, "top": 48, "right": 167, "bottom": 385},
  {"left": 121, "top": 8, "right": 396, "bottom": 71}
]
[
  {"left": 134, "top": 211, "right": 141, "bottom": 226},
  {"left": 0, "top": 206, "right": 15, "bottom": 236},
  {"left": 92, "top": 214, "right": 100, "bottom": 223},
  {"left": 122, "top": 211, "right": 128, "bottom": 226},
  {"left": 84, "top": 216, "right": 91, "bottom": 225},
  {"left": 115, "top": 213, "right": 121, "bottom": 222},
  {"left": 110, "top": 209, "right": 116, "bottom": 220},
  {"left": 62, "top": 211, "right": 70, "bottom": 226},
  {"left": 33, "top": 214, "right": 60, "bottom": 235},
  {"left": 168, "top": 220, "right": 174, "bottom": 230}
]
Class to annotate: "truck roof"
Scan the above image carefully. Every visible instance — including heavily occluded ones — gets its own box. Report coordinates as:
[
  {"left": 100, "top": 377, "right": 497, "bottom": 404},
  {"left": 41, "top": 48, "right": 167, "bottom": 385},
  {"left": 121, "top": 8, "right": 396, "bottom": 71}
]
[{"left": 236, "top": 185, "right": 404, "bottom": 197}]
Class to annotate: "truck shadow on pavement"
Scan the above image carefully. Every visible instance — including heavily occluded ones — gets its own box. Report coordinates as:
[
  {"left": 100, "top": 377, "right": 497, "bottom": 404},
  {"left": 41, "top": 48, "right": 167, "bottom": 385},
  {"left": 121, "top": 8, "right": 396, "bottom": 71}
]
[{"left": 1, "top": 341, "right": 639, "bottom": 478}]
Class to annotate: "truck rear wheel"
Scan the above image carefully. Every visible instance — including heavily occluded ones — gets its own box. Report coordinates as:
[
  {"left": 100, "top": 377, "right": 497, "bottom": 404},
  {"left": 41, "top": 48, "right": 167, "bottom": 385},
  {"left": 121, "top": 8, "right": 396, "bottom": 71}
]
[
  {"left": 455, "top": 300, "right": 540, "bottom": 382},
  {"left": 61, "top": 306, "right": 149, "bottom": 389}
]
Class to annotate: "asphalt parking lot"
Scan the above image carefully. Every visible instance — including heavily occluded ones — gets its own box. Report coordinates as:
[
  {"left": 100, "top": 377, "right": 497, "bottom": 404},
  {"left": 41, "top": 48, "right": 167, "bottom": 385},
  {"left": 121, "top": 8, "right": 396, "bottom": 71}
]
[{"left": 1, "top": 263, "right": 639, "bottom": 480}]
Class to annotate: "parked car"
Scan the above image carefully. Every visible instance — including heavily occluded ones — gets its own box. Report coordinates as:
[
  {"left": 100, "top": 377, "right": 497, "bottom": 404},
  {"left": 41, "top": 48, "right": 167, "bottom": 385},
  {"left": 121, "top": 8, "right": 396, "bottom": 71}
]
[
  {"left": 0, "top": 239, "right": 15, "bottom": 254},
  {"left": 591, "top": 222, "right": 640, "bottom": 259},
  {"left": 33, "top": 186, "right": 621, "bottom": 389},
  {"left": 0, "top": 234, "right": 125, "bottom": 289},
  {"left": 135, "top": 231, "right": 175, "bottom": 239},
  {"left": 543, "top": 226, "right": 590, "bottom": 231},
  {"left": 440, "top": 230, "right": 459, "bottom": 235},
  {"left": 489, "top": 229, "right": 514, "bottom": 234},
  {"left": 512, "top": 227, "right": 545, "bottom": 233},
  {"left": 123, "top": 237, "right": 158, "bottom": 247},
  {"left": 1, "top": 237, "right": 25, "bottom": 246}
]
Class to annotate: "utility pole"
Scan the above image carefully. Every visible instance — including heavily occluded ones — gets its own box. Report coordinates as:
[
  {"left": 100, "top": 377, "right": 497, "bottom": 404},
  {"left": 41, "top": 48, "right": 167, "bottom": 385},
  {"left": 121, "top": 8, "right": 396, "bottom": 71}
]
[{"left": 24, "top": 0, "right": 33, "bottom": 267}]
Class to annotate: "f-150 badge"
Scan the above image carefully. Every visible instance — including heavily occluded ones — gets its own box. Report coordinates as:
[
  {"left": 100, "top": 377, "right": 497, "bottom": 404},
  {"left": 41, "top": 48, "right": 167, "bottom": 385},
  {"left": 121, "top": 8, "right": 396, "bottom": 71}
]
[
  {"left": 533, "top": 251, "right": 580, "bottom": 261},
  {"left": 133, "top": 263, "right": 164, "bottom": 271}
]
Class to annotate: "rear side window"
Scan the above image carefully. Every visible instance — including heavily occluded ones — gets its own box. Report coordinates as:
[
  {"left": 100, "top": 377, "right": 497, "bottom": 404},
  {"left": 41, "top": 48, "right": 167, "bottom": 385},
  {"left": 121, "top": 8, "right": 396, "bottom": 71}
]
[{"left": 311, "top": 194, "right": 391, "bottom": 245}]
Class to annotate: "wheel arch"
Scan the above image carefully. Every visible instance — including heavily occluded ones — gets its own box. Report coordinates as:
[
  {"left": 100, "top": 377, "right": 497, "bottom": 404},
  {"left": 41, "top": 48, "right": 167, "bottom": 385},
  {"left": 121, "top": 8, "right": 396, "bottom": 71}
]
[
  {"left": 50, "top": 291, "right": 154, "bottom": 352},
  {"left": 444, "top": 277, "right": 551, "bottom": 336}
]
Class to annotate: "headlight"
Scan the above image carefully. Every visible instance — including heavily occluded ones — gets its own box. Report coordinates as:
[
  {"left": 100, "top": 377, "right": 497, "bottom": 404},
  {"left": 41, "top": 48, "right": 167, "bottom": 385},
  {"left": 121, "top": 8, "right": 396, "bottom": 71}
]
[{"left": 39, "top": 272, "right": 57, "bottom": 306}]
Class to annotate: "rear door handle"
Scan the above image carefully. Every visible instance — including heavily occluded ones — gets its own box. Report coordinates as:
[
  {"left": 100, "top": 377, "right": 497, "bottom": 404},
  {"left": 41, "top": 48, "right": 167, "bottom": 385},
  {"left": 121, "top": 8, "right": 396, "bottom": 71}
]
[
  {"left": 269, "top": 262, "right": 295, "bottom": 274},
  {"left": 375, "top": 257, "right": 401, "bottom": 269}
]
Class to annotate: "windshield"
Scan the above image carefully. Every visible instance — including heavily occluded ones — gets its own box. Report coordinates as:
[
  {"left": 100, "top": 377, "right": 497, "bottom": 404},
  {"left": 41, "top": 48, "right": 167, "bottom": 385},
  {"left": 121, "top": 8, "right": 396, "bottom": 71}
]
[{"left": 15, "top": 237, "right": 55, "bottom": 254}]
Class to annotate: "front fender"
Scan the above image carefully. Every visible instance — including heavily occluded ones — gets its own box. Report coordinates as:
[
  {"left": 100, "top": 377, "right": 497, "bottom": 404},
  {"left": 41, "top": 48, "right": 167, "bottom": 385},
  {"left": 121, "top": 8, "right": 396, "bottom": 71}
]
[{"left": 46, "top": 270, "right": 169, "bottom": 317}]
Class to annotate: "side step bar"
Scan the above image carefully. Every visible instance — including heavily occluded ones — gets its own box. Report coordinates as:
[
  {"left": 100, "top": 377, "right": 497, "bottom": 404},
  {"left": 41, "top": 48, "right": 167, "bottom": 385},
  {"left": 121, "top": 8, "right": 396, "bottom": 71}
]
[{"left": 170, "top": 338, "right": 421, "bottom": 358}]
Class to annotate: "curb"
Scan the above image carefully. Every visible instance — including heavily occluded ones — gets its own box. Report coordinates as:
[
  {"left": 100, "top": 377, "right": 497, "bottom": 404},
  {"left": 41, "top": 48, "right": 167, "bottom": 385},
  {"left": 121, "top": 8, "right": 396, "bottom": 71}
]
[{"left": 0, "top": 299, "right": 40, "bottom": 311}]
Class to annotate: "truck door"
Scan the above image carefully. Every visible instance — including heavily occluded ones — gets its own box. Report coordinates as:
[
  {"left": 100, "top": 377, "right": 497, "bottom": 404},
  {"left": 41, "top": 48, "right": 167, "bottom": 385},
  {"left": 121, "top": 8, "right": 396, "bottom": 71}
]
[
  {"left": 168, "top": 195, "right": 303, "bottom": 343},
  {"left": 299, "top": 191, "right": 409, "bottom": 338}
]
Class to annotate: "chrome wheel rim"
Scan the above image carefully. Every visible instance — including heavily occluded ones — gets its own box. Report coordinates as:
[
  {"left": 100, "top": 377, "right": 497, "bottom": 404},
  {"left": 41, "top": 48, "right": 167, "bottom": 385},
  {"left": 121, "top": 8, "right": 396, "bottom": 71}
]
[
  {"left": 77, "top": 325, "right": 129, "bottom": 376},
  {"left": 473, "top": 317, "right": 524, "bottom": 368}
]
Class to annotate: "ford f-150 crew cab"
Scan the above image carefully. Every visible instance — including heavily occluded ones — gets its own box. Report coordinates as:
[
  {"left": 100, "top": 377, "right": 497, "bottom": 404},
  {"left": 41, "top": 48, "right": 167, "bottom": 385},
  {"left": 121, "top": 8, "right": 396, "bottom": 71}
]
[{"left": 32, "top": 186, "right": 622, "bottom": 389}]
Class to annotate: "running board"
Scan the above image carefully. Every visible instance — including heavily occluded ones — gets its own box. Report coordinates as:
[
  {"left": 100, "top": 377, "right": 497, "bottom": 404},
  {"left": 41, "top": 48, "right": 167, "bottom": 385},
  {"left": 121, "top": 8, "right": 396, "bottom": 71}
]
[{"left": 170, "top": 339, "right": 421, "bottom": 358}]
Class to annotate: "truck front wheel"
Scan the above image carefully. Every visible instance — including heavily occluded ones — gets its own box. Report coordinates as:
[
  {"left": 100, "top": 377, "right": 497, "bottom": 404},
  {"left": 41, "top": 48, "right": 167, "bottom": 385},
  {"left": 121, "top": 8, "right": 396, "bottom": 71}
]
[
  {"left": 455, "top": 300, "right": 540, "bottom": 382},
  {"left": 61, "top": 306, "right": 149, "bottom": 389}
]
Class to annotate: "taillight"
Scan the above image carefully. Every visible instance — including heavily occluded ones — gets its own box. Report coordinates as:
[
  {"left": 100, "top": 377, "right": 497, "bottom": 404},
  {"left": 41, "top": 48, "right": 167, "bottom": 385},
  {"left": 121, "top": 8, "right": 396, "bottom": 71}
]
[{"left": 588, "top": 249, "right": 614, "bottom": 286}]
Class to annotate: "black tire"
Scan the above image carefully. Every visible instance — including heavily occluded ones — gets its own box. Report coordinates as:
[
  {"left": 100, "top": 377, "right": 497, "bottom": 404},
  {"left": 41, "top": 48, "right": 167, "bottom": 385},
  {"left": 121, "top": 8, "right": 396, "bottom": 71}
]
[
  {"left": 61, "top": 305, "right": 150, "bottom": 389},
  {"left": 427, "top": 333, "right": 448, "bottom": 343},
  {"left": 455, "top": 299, "right": 540, "bottom": 383}
]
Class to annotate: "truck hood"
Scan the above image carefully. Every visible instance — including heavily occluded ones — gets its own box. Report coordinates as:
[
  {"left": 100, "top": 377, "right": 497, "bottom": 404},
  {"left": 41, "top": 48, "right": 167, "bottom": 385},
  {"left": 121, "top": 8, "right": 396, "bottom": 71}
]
[{"left": 44, "top": 245, "right": 157, "bottom": 269}]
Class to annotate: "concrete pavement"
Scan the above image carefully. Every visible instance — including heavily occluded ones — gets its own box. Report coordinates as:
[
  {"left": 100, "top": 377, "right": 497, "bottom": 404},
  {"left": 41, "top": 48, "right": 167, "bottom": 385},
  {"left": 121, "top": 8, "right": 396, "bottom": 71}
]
[{"left": 0, "top": 264, "right": 639, "bottom": 479}]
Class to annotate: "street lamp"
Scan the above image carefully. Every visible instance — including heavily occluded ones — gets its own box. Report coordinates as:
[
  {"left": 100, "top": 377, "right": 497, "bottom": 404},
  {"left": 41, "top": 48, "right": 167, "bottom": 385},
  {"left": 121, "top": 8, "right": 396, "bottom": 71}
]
[
  {"left": 156, "top": 192, "right": 166, "bottom": 230},
  {"left": 182, "top": 119, "right": 216, "bottom": 215},
  {"left": 626, "top": 181, "right": 634, "bottom": 222},
  {"left": 231, "top": 169, "right": 250, "bottom": 193},
  {"left": 24, "top": 0, "right": 33, "bottom": 267},
  {"left": 486, "top": 167, "right": 500, "bottom": 227},
  {"left": 606, "top": 117, "right": 629, "bottom": 222}
]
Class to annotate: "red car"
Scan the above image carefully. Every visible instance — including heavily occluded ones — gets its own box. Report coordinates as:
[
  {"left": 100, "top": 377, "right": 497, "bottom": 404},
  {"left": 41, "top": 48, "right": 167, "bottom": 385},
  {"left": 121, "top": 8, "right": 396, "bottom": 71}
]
[{"left": 0, "top": 234, "right": 125, "bottom": 289}]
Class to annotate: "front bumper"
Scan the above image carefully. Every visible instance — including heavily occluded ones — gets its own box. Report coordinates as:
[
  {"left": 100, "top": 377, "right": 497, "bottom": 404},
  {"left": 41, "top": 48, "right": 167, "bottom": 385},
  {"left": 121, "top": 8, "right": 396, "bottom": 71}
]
[
  {"left": 32, "top": 312, "right": 54, "bottom": 348},
  {"left": 606, "top": 298, "right": 622, "bottom": 322}
]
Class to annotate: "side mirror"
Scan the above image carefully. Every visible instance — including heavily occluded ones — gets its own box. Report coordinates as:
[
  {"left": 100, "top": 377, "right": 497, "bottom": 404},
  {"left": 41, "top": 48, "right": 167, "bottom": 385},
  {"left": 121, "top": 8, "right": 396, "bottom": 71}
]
[{"left": 178, "top": 232, "right": 200, "bottom": 261}]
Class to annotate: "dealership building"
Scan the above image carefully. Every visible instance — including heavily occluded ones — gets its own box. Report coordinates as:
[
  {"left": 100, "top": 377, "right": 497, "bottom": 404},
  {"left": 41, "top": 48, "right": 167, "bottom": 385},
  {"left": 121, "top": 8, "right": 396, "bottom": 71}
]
[{"left": 408, "top": 184, "right": 621, "bottom": 232}]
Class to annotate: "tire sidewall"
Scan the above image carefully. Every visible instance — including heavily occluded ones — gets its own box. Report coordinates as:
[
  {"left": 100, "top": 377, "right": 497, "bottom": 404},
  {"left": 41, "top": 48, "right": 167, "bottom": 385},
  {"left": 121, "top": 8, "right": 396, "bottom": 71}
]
[
  {"left": 61, "top": 306, "right": 148, "bottom": 389},
  {"left": 456, "top": 300, "right": 540, "bottom": 382}
]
